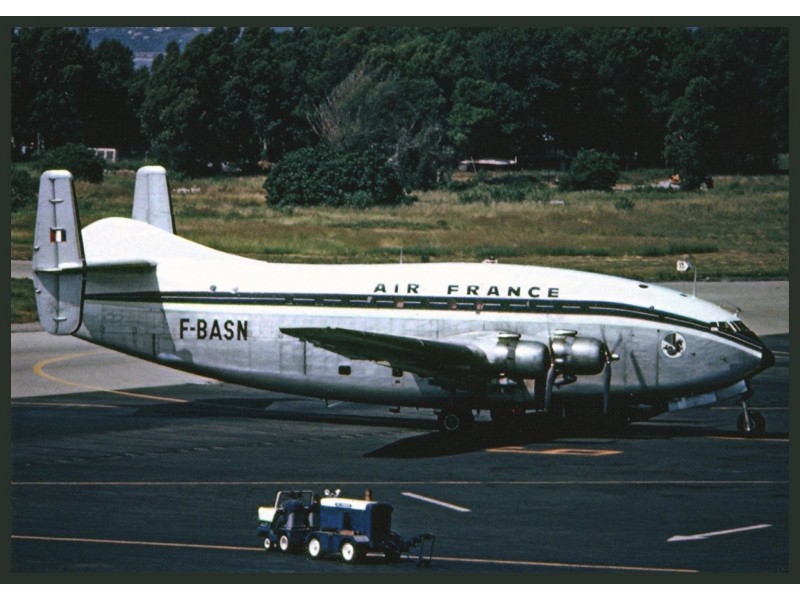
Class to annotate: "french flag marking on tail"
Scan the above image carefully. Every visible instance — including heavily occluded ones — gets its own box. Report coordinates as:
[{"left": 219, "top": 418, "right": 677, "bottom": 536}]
[{"left": 50, "top": 228, "right": 67, "bottom": 243}]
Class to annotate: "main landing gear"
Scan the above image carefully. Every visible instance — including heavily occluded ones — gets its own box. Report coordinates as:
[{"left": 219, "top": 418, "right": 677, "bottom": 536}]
[{"left": 437, "top": 407, "right": 475, "bottom": 435}]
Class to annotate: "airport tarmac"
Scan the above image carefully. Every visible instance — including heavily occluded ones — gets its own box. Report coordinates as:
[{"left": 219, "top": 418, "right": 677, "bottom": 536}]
[{"left": 9, "top": 281, "right": 790, "bottom": 576}]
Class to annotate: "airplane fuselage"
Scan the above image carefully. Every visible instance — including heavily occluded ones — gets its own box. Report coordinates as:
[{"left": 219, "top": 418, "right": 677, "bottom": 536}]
[{"left": 73, "top": 217, "right": 770, "bottom": 416}]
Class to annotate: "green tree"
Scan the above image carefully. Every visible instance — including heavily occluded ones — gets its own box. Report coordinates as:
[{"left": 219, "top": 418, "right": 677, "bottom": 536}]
[
  {"left": 11, "top": 167, "right": 37, "bottom": 212},
  {"left": 86, "top": 39, "right": 145, "bottom": 153},
  {"left": 11, "top": 28, "right": 96, "bottom": 153},
  {"left": 140, "top": 29, "right": 245, "bottom": 175},
  {"left": 41, "top": 143, "right": 106, "bottom": 183},
  {"left": 310, "top": 63, "right": 451, "bottom": 190},
  {"left": 664, "top": 76, "right": 718, "bottom": 190},
  {"left": 448, "top": 77, "right": 528, "bottom": 158},
  {"left": 558, "top": 148, "right": 619, "bottom": 191},
  {"left": 264, "top": 146, "right": 405, "bottom": 208}
]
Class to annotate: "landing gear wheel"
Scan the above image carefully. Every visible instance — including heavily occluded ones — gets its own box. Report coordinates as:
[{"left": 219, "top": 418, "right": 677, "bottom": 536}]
[
  {"left": 278, "top": 534, "right": 291, "bottom": 552},
  {"left": 262, "top": 536, "right": 272, "bottom": 551},
  {"left": 737, "top": 410, "right": 766, "bottom": 436},
  {"left": 438, "top": 408, "right": 474, "bottom": 435},
  {"left": 340, "top": 540, "right": 357, "bottom": 563},
  {"left": 307, "top": 537, "right": 322, "bottom": 559}
]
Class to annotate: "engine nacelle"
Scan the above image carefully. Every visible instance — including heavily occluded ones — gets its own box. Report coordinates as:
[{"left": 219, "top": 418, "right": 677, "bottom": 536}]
[
  {"left": 551, "top": 335, "right": 605, "bottom": 375},
  {"left": 480, "top": 338, "right": 550, "bottom": 379},
  {"left": 511, "top": 341, "right": 551, "bottom": 378}
]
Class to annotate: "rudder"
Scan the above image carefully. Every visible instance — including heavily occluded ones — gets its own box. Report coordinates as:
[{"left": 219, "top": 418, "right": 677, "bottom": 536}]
[{"left": 32, "top": 170, "right": 85, "bottom": 335}]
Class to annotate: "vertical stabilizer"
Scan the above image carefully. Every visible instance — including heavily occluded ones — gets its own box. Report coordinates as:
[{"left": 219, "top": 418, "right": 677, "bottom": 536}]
[
  {"left": 32, "top": 170, "right": 85, "bottom": 335},
  {"left": 132, "top": 165, "right": 176, "bottom": 234}
]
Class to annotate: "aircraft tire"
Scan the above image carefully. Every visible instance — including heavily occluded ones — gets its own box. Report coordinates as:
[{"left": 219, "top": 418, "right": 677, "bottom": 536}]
[
  {"left": 438, "top": 408, "right": 474, "bottom": 435},
  {"left": 737, "top": 410, "right": 766, "bottom": 436}
]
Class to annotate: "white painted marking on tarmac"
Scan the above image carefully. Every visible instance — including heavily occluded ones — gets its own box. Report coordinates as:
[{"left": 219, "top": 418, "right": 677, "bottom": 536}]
[
  {"left": 711, "top": 406, "right": 788, "bottom": 411},
  {"left": 667, "top": 523, "right": 772, "bottom": 542},
  {"left": 431, "top": 555, "right": 697, "bottom": 573},
  {"left": 706, "top": 436, "right": 788, "bottom": 443},
  {"left": 402, "top": 492, "right": 471, "bottom": 512},
  {"left": 11, "top": 534, "right": 695, "bottom": 573}
]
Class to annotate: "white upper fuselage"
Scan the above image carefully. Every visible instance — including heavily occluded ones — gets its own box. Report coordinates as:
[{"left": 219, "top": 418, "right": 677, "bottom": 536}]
[{"left": 82, "top": 217, "right": 732, "bottom": 323}]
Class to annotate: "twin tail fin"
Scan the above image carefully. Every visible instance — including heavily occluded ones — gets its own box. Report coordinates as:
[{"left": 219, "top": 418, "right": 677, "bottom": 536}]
[
  {"left": 32, "top": 165, "right": 174, "bottom": 335},
  {"left": 32, "top": 170, "right": 85, "bottom": 334}
]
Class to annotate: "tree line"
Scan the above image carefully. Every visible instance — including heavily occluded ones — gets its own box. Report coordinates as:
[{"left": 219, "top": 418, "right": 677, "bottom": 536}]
[{"left": 11, "top": 26, "right": 789, "bottom": 188}]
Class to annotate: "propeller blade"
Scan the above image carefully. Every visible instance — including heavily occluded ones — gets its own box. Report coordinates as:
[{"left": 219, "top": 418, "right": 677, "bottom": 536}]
[
  {"left": 602, "top": 360, "right": 611, "bottom": 414},
  {"left": 544, "top": 364, "right": 557, "bottom": 412}
]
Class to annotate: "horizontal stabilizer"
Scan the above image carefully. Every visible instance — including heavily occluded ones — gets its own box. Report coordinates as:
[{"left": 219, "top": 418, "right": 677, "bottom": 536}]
[
  {"left": 32, "top": 170, "right": 85, "bottom": 334},
  {"left": 85, "top": 258, "right": 157, "bottom": 273},
  {"left": 132, "top": 165, "right": 175, "bottom": 234}
]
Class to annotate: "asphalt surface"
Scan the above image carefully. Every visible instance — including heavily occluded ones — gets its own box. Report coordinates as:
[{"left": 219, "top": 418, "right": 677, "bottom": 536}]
[{"left": 9, "top": 281, "right": 790, "bottom": 577}]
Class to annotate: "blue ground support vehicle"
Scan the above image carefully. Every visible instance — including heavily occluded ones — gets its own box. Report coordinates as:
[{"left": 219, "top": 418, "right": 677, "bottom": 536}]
[{"left": 256, "top": 490, "right": 434, "bottom": 564}]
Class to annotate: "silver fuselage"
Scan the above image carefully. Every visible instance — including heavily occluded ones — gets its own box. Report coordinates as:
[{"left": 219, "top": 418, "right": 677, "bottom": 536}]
[{"left": 72, "top": 218, "right": 772, "bottom": 414}]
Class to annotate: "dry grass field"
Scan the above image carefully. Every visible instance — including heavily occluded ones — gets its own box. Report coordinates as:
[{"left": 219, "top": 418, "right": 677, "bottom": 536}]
[{"left": 11, "top": 169, "right": 788, "bottom": 284}]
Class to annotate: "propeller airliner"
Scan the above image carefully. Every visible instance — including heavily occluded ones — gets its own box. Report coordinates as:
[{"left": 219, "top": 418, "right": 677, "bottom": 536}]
[{"left": 32, "top": 167, "right": 774, "bottom": 435}]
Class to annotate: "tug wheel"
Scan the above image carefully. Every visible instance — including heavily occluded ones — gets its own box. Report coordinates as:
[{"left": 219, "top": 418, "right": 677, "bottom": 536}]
[
  {"left": 340, "top": 540, "right": 357, "bottom": 563},
  {"left": 262, "top": 536, "right": 272, "bottom": 551},
  {"left": 307, "top": 537, "right": 322, "bottom": 559},
  {"left": 278, "top": 534, "right": 291, "bottom": 552}
]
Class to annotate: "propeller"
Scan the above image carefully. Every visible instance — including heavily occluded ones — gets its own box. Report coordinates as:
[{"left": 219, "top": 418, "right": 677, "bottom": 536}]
[
  {"left": 544, "top": 363, "right": 557, "bottom": 412},
  {"left": 543, "top": 331, "right": 619, "bottom": 415},
  {"left": 601, "top": 347, "right": 620, "bottom": 415}
]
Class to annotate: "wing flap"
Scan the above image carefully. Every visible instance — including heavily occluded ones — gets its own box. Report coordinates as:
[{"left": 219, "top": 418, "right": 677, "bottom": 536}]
[{"left": 281, "top": 327, "right": 484, "bottom": 379}]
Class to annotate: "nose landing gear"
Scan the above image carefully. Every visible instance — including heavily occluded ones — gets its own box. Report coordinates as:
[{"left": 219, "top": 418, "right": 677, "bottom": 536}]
[{"left": 737, "top": 398, "right": 766, "bottom": 436}]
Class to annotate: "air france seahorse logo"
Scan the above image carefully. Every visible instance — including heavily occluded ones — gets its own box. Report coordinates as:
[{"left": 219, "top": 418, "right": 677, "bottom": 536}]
[{"left": 661, "top": 333, "right": 686, "bottom": 358}]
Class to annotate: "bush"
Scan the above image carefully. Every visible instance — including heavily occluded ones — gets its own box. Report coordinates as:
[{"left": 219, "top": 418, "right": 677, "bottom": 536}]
[
  {"left": 11, "top": 167, "right": 37, "bottom": 212},
  {"left": 40, "top": 143, "right": 105, "bottom": 183},
  {"left": 614, "top": 196, "right": 636, "bottom": 211},
  {"left": 264, "top": 146, "right": 406, "bottom": 209},
  {"left": 558, "top": 149, "right": 619, "bottom": 191}
]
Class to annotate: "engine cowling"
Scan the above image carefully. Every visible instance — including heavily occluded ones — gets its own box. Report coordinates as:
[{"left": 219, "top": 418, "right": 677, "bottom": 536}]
[
  {"left": 479, "top": 338, "right": 550, "bottom": 379},
  {"left": 510, "top": 341, "right": 551, "bottom": 378},
  {"left": 551, "top": 335, "right": 606, "bottom": 375}
]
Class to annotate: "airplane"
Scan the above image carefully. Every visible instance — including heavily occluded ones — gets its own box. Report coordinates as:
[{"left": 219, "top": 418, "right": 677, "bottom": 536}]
[{"left": 31, "top": 166, "right": 774, "bottom": 436}]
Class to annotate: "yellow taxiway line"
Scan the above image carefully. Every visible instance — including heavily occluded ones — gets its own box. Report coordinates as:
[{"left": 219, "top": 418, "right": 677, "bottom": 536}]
[{"left": 31, "top": 351, "right": 189, "bottom": 404}]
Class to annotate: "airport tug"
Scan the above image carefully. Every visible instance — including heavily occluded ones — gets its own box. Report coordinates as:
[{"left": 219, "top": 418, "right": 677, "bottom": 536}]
[{"left": 257, "top": 489, "right": 434, "bottom": 564}]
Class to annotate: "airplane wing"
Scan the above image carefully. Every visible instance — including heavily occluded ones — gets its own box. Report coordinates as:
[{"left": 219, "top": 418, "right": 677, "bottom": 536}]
[{"left": 280, "top": 327, "right": 487, "bottom": 381}]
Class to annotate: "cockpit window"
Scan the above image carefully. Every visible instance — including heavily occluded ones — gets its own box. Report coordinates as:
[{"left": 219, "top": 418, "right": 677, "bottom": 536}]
[{"left": 710, "top": 320, "right": 754, "bottom": 335}]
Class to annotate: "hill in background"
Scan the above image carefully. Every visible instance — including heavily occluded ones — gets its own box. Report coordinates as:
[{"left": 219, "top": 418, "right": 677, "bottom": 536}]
[{"left": 83, "top": 27, "right": 213, "bottom": 67}]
